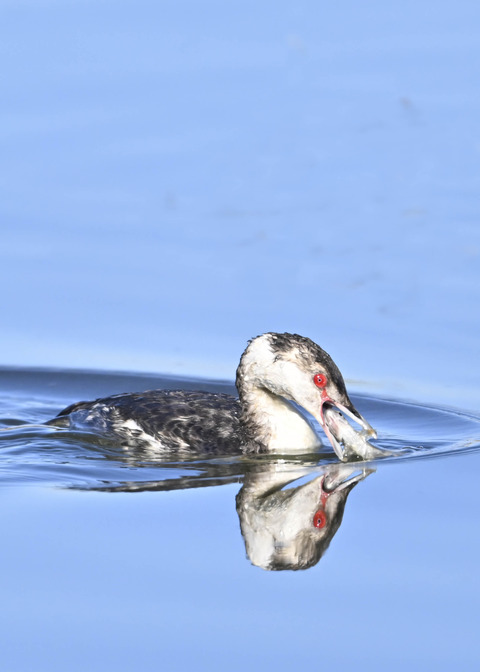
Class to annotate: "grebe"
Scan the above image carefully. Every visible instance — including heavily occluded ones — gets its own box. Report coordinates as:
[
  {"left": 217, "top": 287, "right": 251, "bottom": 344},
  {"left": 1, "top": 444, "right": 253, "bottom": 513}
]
[{"left": 49, "top": 332, "right": 378, "bottom": 460}]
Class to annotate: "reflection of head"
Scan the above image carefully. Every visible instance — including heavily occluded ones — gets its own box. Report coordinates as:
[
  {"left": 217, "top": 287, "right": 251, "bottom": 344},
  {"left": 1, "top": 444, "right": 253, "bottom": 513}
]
[{"left": 236, "top": 464, "right": 372, "bottom": 571}]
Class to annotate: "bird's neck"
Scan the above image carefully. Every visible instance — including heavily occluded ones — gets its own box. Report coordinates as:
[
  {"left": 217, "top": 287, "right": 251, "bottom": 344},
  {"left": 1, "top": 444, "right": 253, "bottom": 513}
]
[{"left": 239, "top": 384, "right": 322, "bottom": 452}]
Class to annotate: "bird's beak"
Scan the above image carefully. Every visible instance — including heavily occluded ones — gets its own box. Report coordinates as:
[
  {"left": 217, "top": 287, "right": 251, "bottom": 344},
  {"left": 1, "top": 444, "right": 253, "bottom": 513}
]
[{"left": 318, "top": 394, "right": 378, "bottom": 461}]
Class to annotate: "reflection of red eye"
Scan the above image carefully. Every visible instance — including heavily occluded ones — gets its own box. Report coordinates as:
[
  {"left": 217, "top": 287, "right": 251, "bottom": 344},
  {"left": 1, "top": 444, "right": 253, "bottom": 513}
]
[
  {"left": 313, "top": 373, "right": 327, "bottom": 388},
  {"left": 313, "top": 510, "right": 327, "bottom": 529}
]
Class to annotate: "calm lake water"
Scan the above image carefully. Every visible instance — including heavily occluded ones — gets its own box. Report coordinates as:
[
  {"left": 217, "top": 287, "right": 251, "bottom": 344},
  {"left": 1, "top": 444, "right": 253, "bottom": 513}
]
[
  {"left": 1, "top": 0, "right": 480, "bottom": 669},
  {"left": 1, "top": 368, "right": 480, "bottom": 670}
]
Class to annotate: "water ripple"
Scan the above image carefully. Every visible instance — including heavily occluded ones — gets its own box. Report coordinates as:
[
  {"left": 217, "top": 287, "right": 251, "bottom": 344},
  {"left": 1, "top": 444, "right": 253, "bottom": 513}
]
[{"left": 0, "top": 368, "right": 479, "bottom": 490}]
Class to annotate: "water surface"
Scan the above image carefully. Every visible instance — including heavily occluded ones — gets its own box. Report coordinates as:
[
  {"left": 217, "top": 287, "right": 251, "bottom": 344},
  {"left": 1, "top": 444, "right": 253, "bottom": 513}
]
[
  {"left": 1, "top": 367, "right": 479, "bottom": 490},
  {"left": 1, "top": 368, "right": 480, "bottom": 670}
]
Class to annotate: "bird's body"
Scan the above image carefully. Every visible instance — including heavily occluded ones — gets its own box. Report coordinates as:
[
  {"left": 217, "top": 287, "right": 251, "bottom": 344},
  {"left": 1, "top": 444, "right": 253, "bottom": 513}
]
[
  {"left": 54, "top": 390, "right": 246, "bottom": 453},
  {"left": 49, "top": 333, "right": 379, "bottom": 460}
]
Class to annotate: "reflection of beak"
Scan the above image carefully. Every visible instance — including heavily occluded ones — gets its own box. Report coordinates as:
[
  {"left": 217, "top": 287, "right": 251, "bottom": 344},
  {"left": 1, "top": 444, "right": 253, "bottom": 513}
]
[
  {"left": 319, "top": 394, "right": 377, "bottom": 461},
  {"left": 322, "top": 464, "right": 374, "bottom": 494}
]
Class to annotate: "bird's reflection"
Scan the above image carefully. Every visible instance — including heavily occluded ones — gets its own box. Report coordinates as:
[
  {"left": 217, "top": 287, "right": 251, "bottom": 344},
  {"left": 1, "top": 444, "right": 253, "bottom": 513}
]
[
  {"left": 236, "top": 462, "right": 374, "bottom": 570},
  {"left": 8, "top": 419, "right": 375, "bottom": 571},
  {"left": 69, "top": 434, "right": 374, "bottom": 571}
]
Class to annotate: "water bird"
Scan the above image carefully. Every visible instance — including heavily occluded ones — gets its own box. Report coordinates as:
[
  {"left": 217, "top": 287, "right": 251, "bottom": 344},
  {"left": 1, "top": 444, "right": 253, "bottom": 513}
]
[{"left": 49, "top": 332, "right": 379, "bottom": 460}]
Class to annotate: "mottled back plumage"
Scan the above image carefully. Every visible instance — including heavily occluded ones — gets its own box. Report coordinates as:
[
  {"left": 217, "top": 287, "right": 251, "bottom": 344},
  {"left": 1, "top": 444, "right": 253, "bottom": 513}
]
[{"left": 52, "top": 390, "right": 245, "bottom": 453}]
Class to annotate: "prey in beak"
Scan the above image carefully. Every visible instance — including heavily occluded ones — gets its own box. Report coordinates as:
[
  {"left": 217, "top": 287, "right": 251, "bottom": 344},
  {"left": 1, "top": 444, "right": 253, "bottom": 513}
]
[
  {"left": 320, "top": 398, "right": 383, "bottom": 461},
  {"left": 311, "top": 370, "right": 382, "bottom": 461}
]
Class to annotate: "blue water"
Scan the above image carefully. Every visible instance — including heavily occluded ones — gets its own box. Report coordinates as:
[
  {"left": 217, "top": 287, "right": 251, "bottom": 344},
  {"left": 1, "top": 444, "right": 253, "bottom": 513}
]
[{"left": 1, "top": 0, "right": 480, "bottom": 669}]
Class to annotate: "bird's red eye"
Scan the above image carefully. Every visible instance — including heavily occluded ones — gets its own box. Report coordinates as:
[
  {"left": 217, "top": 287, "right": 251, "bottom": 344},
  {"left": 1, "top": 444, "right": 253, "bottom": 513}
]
[
  {"left": 313, "top": 373, "right": 327, "bottom": 388},
  {"left": 313, "top": 509, "right": 327, "bottom": 529}
]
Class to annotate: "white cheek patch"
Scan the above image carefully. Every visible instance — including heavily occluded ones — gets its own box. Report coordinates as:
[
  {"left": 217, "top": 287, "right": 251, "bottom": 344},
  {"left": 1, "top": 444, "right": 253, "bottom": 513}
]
[{"left": 275, "top": 360, "right": 317, "bottom": 404}]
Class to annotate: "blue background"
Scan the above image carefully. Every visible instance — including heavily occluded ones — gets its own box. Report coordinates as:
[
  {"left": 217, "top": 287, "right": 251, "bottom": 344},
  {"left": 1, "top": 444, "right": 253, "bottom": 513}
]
[{"left": 2, "top": 0, "right": 479, "bottom": 409}]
